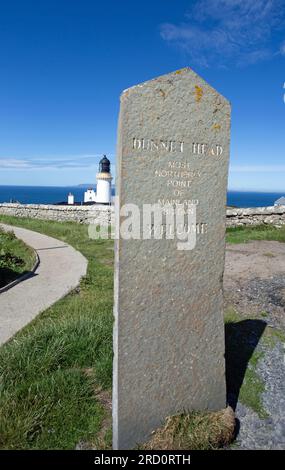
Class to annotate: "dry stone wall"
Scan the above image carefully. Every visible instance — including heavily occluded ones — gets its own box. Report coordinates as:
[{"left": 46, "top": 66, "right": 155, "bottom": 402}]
[
  {"left": 226, "top": 206, "right": 285, "bottom": 228},
  {"left": 0, "top": 203, "right": 284, "bottom": 228},
  {"left": 0, "top": 203, "right": 114, "bottom": 226}
]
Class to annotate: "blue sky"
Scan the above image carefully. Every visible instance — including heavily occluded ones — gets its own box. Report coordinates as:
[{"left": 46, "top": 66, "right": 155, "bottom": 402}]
[{"left": 0, "top": 0, "right": 284, "bottom": 191}]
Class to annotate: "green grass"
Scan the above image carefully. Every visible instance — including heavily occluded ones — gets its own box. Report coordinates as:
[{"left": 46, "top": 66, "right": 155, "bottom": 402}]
[
  {"left": 226, "top": 224, "right": 285, "bottom": 244},
  {"left": 0, "top": 215, "right": 284, "bottom": 449},
  {"left": 262, "top": 325, "right": 285, "bottom": 348},
  {"left": 0, "top": 226, "right": 35, "bottom": 288},
  {"left": 0, "top": 215, "right": 114, "bottom": 449},
  {"left": 238, "top": 350, "right": 267, "bottom": 418}
]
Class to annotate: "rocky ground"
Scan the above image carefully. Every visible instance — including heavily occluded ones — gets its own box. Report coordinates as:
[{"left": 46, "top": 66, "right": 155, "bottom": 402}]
[
  {"left": 224, "top": 241, "right": 285, "bottom": 450},
  {"left": 234, "top": 342, "right": 285, "bottom": 450}
]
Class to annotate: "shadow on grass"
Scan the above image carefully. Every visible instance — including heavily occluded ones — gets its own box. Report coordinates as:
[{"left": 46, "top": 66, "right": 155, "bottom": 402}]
[
  {"left": 0, "top": 267, "right": 37, "bottom": 290},
  {"left": 225, "top": 319, "right": 267, "bottom": 411}
]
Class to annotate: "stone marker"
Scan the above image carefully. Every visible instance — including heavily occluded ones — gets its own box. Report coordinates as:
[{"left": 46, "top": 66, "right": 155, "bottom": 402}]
[{"left": 113, "top": 67, "right": 231, "bottom": 449}]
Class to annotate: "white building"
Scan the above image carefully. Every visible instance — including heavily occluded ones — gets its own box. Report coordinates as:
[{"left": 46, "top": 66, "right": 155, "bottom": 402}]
[
  {"left": 67, "top": 193, "right": 74, "bottom": 205},
  {"left": 84, "top": 188, "right": 96, "bottom": 203}
]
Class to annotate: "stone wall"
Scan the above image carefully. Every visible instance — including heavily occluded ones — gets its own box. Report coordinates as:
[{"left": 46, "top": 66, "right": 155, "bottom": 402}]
[
  {"left": 0, "top": 202, "right": 285, "bottom": 228},
  {"left": 226, "top": 206, "right": 285, "bottom": 228},
  {"left": 0, "top": 203, "right": 114, "bottom": 226}
]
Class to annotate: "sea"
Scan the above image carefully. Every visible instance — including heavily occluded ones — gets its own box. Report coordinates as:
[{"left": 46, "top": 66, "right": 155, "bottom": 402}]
[{"left": 0, "top": 185, "right": 284, "bottom": 208}]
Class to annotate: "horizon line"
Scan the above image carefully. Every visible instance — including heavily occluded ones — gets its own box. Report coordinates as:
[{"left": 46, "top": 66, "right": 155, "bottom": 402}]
[{"left": 0, "top": 183, "right": 284, "bottom": 194}]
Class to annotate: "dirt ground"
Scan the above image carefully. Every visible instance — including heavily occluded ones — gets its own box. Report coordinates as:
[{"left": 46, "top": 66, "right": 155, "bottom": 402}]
[{"left": 224, "top": 241, "right": 285, "bottom": 329}]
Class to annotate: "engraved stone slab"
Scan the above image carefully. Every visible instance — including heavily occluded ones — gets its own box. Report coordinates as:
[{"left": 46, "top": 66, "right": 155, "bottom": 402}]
[{"left": 113, "top": 68, "right": 231, "bottom": 449}]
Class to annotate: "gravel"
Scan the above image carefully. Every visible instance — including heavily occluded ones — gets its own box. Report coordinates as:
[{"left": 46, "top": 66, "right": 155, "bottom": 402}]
[{"left": 234, "top": 341, "right": 285, "bottom": 450}]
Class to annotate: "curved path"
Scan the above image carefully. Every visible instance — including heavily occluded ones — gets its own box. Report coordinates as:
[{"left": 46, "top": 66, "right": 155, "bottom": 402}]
[{"left": 0, "top": 224, "right": 87, "bottom": 346}]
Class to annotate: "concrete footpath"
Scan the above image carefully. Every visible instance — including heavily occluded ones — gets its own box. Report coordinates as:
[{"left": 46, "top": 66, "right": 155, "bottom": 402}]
[{"left": 0, "top": 224, "right": 87, "bottom": 345}]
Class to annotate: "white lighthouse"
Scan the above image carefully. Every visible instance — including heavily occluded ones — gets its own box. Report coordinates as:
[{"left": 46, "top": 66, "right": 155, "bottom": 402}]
[{"left": 96, "top": 155, "right": 112, "bottom": 204}]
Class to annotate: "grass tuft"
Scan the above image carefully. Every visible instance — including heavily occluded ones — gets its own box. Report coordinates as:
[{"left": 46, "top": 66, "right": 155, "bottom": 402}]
[{"left": 141, "top": 407, "right": 235, "bottom": 450}]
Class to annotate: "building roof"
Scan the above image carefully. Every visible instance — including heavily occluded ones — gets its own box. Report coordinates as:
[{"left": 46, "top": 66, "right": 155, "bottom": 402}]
[{"left": 275, "top": 196, "right": 285, "bottom": 205}]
